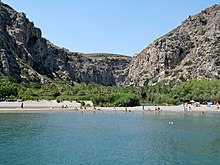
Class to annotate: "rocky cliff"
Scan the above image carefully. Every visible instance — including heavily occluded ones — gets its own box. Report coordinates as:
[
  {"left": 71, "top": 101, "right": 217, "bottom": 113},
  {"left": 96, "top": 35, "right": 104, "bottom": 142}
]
[
  {"left": 125, "top": 4, "right": 220, "bottom": 86},
  {"left": 0, "top": 3, "right": 220, "bottom": 87},
  {"left": 0, "top": 3, "right": 131, "bottom": 85}
]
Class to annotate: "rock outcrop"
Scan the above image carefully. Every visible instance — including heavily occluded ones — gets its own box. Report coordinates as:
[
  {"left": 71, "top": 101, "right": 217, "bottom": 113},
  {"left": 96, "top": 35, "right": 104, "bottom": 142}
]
[
  {"left": 0, "top": 3, "right": 131, "bottom": 85},
  {"left": 125, "top": 4, "right": 220, "bottom": 86}
]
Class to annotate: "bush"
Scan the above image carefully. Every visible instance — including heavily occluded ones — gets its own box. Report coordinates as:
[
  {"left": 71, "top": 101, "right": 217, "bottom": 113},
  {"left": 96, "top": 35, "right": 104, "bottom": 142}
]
[
  {"left": 92, "top": 95, "right": 106, "bottom": 106},
  {"left": 114, "top": 93, "right": 140, "bottom": 107},
  {"left": 81, "top": 101, "right": 85, "bottom": 106},
  {"left": 0, "top": 79, "right": 18, "bottom": 98}
]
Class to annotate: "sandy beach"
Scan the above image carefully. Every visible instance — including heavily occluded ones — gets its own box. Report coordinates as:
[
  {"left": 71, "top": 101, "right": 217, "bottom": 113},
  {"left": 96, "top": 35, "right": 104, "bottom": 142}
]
[
  {"left": 0, "top": 100, "right": 80, "bottom": 112},
  {"left": 0, "top": 100, "right": 219, "bottom": 113}
]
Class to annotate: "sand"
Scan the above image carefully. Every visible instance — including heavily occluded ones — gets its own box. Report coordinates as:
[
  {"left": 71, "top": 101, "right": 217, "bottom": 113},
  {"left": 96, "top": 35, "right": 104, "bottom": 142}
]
[
  {"left": 0, "top": 100, "right": 219, "bottom": 113},
  {"left": 0, "top": 100, "right": 80, "bottom": 112}
]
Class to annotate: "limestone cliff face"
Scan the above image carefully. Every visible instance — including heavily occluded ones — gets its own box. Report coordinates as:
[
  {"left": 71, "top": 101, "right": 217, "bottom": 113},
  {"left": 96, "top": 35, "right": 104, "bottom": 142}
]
[
  {"left": 125, "top": 4, "right": 220, "bottom": 86},
  {"left": 0, "top": 3, "right": 131, "bottom": 85},
  {"left": 0, "top": 3, "right": 219, "bottom": 86}
]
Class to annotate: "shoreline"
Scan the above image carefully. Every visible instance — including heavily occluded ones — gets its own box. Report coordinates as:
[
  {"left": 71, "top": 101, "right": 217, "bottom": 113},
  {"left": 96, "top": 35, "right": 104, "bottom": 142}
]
[{"left": 0, "top": 100, "right": 220, "bottom": 113}]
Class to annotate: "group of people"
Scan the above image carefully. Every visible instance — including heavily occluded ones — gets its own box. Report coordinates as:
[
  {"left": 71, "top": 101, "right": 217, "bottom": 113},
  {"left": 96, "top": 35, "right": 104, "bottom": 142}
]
[
  {"left": 61, "top": 105, "right": 68, "bottom": 108},
  {"left": 183, "top": 103, "right": 192, "bottom": 111},
  {"left": 155, "top": 106, "right": 162, "bottom": 111}
]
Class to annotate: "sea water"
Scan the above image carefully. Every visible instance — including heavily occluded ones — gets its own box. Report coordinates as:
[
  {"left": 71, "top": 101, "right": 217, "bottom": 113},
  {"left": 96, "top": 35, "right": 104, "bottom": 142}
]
[{"left": 0, "top": 111, "right": 220, "bottom": 165}]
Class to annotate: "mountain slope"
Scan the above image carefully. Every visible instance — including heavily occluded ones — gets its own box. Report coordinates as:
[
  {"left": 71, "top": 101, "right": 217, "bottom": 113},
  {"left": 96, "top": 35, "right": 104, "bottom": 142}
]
[
  {"left": 0, "top": 3, "right": 219, "bottom": 87},
  {"left": 0, "top": 3, "right": 131, "bottom": 85},
  {"left": 125, "top": 4, "right": 220, "bottom": 86}
]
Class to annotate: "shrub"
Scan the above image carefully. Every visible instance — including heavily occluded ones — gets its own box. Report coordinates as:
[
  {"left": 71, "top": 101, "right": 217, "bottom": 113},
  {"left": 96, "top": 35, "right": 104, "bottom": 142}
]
[
  {"left": 81, "top": 101, "right": 85, "bottom": 106},
  {"left": 114, "top": 93, "right": 140, "bottom": 107}
]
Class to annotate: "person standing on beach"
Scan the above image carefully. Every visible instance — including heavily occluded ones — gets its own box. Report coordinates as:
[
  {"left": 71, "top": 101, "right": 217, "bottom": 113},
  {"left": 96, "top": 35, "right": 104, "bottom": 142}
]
[
  {"left": 21, "top": 102, "right": 24, "bottom": 108},
  {"left": 217, "top": 102, "right": 219, "bottom": 109}
]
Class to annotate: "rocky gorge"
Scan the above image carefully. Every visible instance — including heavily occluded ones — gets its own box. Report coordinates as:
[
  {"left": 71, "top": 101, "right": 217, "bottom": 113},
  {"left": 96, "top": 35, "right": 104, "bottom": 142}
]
[{"left": 0, "top": 2, "right": 219, "bottom": 86}]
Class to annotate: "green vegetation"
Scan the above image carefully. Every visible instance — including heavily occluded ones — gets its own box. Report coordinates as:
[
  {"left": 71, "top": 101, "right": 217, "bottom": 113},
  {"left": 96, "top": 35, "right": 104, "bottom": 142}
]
[
  {"left": 0, "top": 77, "right": 18, "bottom": 99},
  {"left": 0, "top": 76, "right": 220, "bottom": 106}
]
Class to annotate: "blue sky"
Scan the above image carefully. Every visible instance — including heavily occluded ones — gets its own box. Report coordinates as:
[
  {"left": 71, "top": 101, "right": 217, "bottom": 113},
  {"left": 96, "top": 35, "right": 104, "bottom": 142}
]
[{"left": 2, "top": 0, "right": 220, "bottom": 56}]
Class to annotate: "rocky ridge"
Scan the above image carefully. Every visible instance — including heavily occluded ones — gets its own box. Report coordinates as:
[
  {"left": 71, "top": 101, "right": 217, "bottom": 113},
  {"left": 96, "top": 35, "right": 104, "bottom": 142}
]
[
  {"left": 0, "top": 3, "right": 131, "bottom": 85},
  {"left": 125, "top": 4, "right": 220, "bottom": 86}
]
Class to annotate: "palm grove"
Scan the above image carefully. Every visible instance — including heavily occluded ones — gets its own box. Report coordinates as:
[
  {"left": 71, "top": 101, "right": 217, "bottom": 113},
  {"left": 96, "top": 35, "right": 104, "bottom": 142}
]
[{"left": 0, "top": 76, "right": 220, "bottom": 107}]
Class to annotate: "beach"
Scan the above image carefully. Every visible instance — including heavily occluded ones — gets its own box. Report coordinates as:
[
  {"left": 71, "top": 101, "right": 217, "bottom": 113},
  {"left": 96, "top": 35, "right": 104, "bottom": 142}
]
[{"left": 0, "top": 100, "right": 219, "bottom": 113}]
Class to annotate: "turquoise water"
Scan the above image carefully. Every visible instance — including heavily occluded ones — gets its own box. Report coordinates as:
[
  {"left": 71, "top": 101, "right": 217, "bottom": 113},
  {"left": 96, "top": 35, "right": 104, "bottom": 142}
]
[{"left": 0, "top": 111, "right": 220, "bottom": 165}]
